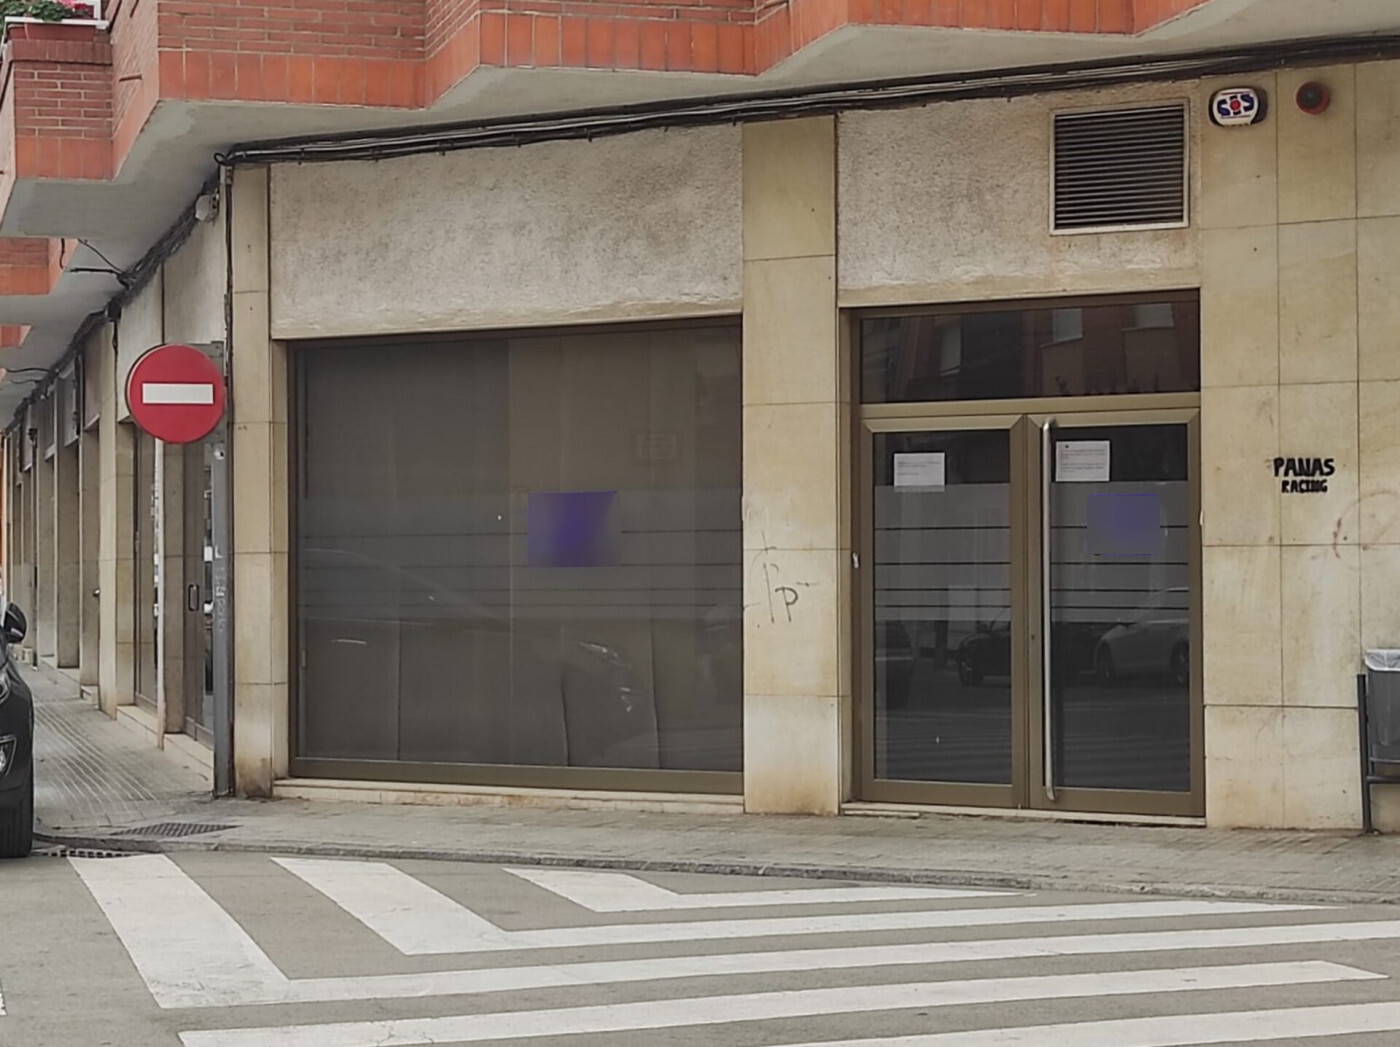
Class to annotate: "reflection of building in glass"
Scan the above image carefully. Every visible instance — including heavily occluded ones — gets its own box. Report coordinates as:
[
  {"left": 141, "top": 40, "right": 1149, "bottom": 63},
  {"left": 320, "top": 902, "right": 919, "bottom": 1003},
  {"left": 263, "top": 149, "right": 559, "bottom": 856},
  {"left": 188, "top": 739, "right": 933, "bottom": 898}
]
[{"left": 863, "top": 299, "right": 1202, "bottom": 403}]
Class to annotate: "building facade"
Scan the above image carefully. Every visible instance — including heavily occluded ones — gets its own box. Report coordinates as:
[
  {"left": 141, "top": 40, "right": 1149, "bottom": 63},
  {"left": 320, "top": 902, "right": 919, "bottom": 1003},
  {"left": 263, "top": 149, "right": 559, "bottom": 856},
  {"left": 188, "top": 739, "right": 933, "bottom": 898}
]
[{"left": 3, "top": 0, "right": 1400, "bottom": 829}]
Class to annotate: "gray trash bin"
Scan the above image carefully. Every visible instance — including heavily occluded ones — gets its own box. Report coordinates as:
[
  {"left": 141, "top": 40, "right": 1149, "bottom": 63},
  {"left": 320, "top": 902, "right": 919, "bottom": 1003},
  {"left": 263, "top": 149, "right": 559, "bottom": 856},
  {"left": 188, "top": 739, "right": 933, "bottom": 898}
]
[{"left": 1364, "top": 650, "right": 1400, "bottom": 767}]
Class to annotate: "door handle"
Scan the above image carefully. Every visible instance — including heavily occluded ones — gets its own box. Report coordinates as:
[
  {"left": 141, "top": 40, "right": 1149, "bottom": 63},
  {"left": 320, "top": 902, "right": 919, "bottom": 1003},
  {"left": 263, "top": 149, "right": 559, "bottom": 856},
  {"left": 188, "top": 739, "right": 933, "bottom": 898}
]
[
  {"left": 187, "top": 584, "right": 200, "bottom": 613},
  {"left": 1042, "top": 417, "right": 1056, "bottom": 803}
]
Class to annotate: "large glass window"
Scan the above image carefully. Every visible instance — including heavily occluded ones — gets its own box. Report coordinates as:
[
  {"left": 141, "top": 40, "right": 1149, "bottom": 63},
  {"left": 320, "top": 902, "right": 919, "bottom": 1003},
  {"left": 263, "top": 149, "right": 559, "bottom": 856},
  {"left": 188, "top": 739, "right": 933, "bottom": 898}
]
[
  {"left": 861, "top": 296, "right": 1200, "bottom": 404},
  {"left": 295, "top": 325, "right": 743, "bottom": 782}
]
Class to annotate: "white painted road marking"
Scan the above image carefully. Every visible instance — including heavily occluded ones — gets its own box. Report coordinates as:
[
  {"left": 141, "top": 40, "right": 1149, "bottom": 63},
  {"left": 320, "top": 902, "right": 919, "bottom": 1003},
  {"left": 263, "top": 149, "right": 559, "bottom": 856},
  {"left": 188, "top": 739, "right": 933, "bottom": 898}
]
[
  {"left": 69, "top": 856, "right": 1400, "bottom": 1008},
  {"left": 270, "top": 857, "right": 508, "bottom": 953},
  {"left": 264, "top": 917, "right": 1400, "bottom": 1007},
  {"left": 773, "top": 1001, "right": 1400, "bottom": 1046},
  {"left": 71, "top": 854, "right": 290, "bottom": 1009},
  {"left": 74, "top": 849, "right": 1400, "bottom": 1047},
  {"left": 275, "top": 857, "right": 1318, "bottom": 954},
  {"left": 506, "top": 865, "right": 1007, "bottom": 910},
  {"left": 140, "top": 382, "right": 215, "bottom": 405},
  {"left": 177, "top": 962, "right": 1378, "bottom": 1047}
]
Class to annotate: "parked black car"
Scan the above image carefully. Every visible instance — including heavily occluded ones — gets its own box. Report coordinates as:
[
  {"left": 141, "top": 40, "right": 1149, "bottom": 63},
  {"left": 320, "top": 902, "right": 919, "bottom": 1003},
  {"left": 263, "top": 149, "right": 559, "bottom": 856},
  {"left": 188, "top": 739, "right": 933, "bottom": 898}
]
[{"left": 0, "top": 601, "right": 32, "bottom": 858}]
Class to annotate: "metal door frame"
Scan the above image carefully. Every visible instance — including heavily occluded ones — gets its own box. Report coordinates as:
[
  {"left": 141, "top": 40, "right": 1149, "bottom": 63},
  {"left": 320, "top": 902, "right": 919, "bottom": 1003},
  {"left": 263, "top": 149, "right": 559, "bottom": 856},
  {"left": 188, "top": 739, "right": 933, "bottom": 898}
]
[
  {"left": 856, "top": 412, "right": 1029, "bottom": 807},
  {"left": 854, "top": 395, "right": 1202, "bottom": 816},
  {"left": 1023, "top": 406, "right": 1203, "bottom": 817}
]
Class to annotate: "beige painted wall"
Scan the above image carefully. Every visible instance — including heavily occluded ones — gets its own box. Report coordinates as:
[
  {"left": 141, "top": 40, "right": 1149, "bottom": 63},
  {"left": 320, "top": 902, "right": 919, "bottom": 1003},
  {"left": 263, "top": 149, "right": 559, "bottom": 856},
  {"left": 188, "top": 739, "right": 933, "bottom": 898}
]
[
  {"left": 742, "top": 117, "right": 850, "bottom": 815},
  {"left": 1198, "top": 61, "right": 1400, "bottom": 831},
  {"left": 838, "top": 62, "right": 1400, "bottom": 829},
  {"left": 266, "top": 126, "right": 742, "bottom": 339},
  {"left": 150, "top": 60, "right": 1400, "bottom": 828}
]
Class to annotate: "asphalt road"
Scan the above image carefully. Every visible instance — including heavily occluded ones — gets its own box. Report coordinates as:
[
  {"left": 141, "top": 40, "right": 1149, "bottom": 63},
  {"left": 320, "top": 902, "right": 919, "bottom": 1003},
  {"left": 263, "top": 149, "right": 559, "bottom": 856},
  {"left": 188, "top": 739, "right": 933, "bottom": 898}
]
[{"left": 4, "top": 851, "right": 1400, "bottom": 1046}]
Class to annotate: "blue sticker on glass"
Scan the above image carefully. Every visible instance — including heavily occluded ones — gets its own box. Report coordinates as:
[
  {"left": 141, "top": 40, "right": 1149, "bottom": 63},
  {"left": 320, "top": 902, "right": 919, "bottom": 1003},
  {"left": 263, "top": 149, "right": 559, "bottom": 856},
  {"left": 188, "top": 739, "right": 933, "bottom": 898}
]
[
  {"left": 1086, "top": 492, "right": 1162, "bottom": 558},
  {"left": 527, "top": 491, "right": 621, "bottom": 568}
]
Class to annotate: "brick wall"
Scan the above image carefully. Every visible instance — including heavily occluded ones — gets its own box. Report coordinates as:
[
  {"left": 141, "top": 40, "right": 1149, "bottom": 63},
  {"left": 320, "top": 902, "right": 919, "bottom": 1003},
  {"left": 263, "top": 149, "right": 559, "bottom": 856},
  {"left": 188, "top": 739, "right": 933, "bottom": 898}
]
[
  {"left": 3, "top": 27, "right": 113, "bottom": 181},
  {"left": 428, "top": 0, "right": 478, "bottom": 56},
  {"left": 0, "top": 238, "right": 57, "bottom": 296},
  {"left": 0, "top": 0, "right": 1223, "bottom": 210},
  {"left": 112, "top": 0, "right": 158, "bottom": 164},
  {"left": 156, "top": 0, "right": 427, "bottom": 105}
]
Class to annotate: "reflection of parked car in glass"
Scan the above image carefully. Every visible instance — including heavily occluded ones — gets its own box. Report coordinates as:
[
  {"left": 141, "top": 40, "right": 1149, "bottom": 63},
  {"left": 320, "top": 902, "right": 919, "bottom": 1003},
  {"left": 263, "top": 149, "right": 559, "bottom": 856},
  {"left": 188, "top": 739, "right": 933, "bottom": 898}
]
[
  {"left": 956, "top": 611, "right": 1010, "bottom": 686},
  {"left": 1093, "top": 586, "right": 1189, "bottom": 686},
  {"left": 878, "top": 622, "right": 916, "bottom": 708},
  {"left": 300, "top": 547, "right": 657, "bottom": 766},
  {"left": 956, "top": 610, "right": 1102, "bottom": 687}
]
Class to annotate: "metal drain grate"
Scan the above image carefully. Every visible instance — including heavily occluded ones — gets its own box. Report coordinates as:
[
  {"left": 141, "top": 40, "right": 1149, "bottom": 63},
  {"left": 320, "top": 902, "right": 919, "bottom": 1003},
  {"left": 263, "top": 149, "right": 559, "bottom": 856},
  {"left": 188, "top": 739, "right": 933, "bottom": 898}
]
[
  {"left": 35, "top": 846, "right": 128, "bottom": 859},
  {"left": 115, "top": 821, "right": 236, "bottom": 838}
]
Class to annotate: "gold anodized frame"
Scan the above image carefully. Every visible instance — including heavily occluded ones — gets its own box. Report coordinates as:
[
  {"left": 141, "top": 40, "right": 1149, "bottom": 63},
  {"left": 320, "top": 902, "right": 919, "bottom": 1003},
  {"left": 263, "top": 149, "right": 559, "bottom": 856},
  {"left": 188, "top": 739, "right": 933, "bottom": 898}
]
[
  {"left": 286, "top": 319, "right": 746, "bottom": 795},
  {"left": 852, "top": 297, "right": 1203, "bottom": 817}
]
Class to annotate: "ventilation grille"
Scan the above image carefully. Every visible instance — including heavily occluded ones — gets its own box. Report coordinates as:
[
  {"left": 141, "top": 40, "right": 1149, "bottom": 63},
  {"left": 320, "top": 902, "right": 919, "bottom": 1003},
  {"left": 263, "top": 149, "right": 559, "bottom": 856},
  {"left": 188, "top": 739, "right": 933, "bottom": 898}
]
[{"left": 1053, "top": 104, "right": 1187, "bottom": 232}]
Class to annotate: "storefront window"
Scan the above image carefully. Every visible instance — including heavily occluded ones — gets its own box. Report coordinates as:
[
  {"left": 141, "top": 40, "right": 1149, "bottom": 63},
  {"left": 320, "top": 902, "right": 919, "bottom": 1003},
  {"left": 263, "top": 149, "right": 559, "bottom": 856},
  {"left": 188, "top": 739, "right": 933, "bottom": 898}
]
[
  {"left": 295, "top": 325, "right": 743, "bottom": 781},
  {"left": 861, "top": 296, "right": 1200, "bottom": 403}
]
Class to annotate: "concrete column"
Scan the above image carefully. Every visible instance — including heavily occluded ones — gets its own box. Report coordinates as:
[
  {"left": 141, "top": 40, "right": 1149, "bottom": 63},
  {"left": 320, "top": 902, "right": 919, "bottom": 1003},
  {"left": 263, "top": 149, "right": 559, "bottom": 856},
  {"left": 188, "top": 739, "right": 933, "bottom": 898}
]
[
  {"left": 3, "top": 440, "right": 17, "bottom": 613},
  {"left": 98, "top": 325, "right": 135, "bottom": 715},
  {"left": 158, "top": 441, "right": 186, "bottom": 733},
  {"left": 230, "top": 165, "right": 290, "bottom": 796},
  {"left": 13, "top": 452, "right": 33, "bottom": 640},
  {"left": 78, "top": 425, "right": 100, "bottom": 686},
  {"left": 54, "top": 439, "right": 80, "bottom": 667},
  {"left": 2, "top": 440, "right": 10, "bottom": 603},
  {"left": 182, "top": 444, "right": 209, "bottom": 736},
  {"left": 740, "top": 118, "right": 850, "bottom": 815},
  {"left": 35, "top": 430, "right": 55, "bottom": 660}
]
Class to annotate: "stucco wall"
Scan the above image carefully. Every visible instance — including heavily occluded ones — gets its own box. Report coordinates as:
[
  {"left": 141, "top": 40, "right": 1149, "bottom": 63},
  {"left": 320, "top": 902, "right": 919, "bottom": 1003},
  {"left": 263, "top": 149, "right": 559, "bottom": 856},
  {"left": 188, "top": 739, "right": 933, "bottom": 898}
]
[
  {"left": 114, "top": 271, "right": 164, "bottom": 423},
  {"left": 111, "top": 212, "right": 227, "bottom": 422},
  {"left": 267, "top": 126, "right": 743, "bottom": 339},
  {"left": 838, "top": 84, "right": 1201, "bottom": 304},
  {"left": 163, "top": 211, "right": 227, "bottom": 347}
]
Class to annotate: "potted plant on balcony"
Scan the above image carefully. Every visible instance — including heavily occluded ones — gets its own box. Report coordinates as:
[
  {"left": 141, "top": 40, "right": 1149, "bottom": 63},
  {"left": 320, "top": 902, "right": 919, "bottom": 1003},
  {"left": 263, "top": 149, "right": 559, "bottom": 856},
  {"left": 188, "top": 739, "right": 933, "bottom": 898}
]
[{"left": 1, "top": 2, "right": 100, "bottom": 43}]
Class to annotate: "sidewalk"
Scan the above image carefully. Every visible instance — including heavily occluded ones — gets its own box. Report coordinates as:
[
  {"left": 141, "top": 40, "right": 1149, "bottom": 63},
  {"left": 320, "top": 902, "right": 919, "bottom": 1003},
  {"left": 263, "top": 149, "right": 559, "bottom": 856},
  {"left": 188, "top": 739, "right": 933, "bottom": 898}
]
[{"left": 28, "top": 663, "right": 1400, "bottom": 905}]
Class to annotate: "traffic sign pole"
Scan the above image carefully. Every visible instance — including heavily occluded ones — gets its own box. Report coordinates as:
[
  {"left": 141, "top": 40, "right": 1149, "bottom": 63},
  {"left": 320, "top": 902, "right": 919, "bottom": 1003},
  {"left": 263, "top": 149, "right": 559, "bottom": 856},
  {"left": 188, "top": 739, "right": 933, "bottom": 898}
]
[{"left": 154, "top": 437, "right": 165, "bottom": 751}]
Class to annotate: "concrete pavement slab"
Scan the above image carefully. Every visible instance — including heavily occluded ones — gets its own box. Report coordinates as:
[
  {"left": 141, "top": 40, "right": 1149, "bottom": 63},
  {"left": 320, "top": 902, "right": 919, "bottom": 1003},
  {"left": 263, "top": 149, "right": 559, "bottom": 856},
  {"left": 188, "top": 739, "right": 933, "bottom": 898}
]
[{"left": 24, "top": 663, "right": 1400, "bottom": 906}]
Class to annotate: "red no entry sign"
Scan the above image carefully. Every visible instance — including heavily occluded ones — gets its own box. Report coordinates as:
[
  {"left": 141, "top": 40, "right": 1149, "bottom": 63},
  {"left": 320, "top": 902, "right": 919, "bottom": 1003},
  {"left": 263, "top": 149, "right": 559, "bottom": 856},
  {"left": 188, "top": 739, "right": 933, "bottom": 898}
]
[{"left": 125, "top": 344, "right": 226, "bottom": 443}]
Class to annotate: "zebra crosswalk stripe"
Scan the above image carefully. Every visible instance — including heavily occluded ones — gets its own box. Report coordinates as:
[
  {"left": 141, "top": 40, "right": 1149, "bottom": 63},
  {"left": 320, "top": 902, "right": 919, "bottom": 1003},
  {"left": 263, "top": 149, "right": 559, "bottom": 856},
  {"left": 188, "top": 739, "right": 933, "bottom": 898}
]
[
  {"left": 274, "top": 855, "right": 1316, "bottom": 955},
  {"left": 69, "top": 852, "right": 1400, "bottom": 1047},
  {"left": 771, "top": 1001, "right": 1400, "bottom": 1047},
  {"left": 177, "top": 962, "right": 1378, "bottom": 1047},
  {"left": 70, "top": 853, "right": 290, "bottom": 1008},
  {"left": 504, "top": 865, "right": 1009, "bottom": 911}
]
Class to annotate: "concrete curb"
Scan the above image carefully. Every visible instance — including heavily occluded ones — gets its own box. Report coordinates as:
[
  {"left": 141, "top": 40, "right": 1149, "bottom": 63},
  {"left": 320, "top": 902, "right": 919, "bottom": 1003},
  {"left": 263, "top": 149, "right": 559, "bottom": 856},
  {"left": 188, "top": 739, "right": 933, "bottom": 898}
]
[{"left": 33, "top": 828, "right": 1400, "bottom": 908}]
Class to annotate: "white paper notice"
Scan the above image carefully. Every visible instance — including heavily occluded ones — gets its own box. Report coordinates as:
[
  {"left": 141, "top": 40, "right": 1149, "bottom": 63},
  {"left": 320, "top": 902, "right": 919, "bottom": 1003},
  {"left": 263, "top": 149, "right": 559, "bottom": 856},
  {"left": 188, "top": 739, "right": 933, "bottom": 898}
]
[
  {"left": 1055, "top": 440, "right": 1111, "bottom": 483},
  {"left": 893, "top": 452, "right": 946, "bottom": 489}
]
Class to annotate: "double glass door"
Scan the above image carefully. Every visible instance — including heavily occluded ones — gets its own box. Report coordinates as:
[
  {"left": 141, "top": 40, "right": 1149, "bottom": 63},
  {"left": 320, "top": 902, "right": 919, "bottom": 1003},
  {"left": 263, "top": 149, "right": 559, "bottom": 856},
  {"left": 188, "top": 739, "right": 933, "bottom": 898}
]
[{"left": 861, "top": 409, "right": 1201, "bottom": 816}]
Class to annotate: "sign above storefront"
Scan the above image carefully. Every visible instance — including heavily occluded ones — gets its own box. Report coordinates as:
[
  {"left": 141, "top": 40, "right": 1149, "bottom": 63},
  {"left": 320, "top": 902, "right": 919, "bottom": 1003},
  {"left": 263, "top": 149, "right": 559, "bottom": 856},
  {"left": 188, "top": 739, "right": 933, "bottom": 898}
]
[
  {"left": 125, "top": 343, "right": 226, "bottom": 444},
  {"left": 1210, "top": 86, "right": 1268, "bottom": 127},
  {"left": 1273, "top": 456, "right": 1335, "bottom": 494}
]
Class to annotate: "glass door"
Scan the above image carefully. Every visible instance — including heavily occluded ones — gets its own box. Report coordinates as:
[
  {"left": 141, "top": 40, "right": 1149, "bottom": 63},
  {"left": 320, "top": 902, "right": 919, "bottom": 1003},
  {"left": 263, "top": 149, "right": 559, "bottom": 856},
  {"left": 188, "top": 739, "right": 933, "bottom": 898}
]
[
  {"left": 859, "top": 409, "right": 1201, "bottom": 816},
  {"left": 1028, "top": 411, "right": 1201, "bottom": 816},
  {"left": 861, "top": 417, "right": 1028, "bottom": 807}
]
